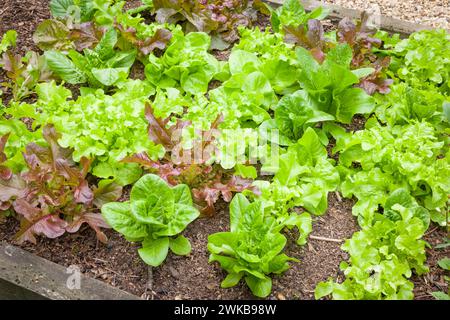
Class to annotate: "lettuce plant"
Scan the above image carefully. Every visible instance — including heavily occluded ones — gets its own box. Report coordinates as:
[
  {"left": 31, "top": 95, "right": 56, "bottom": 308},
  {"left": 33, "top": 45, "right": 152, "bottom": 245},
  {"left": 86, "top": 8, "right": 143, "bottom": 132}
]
[
  {"left": 316, "top": 189, "right": 430, "bottom": 300},
  {"left": 145, "top": 31, "right": 226, "bottom": 94},
  {"left": 44, "top": 28, "right": 136, "bottom": 87},
  {"left": 101, "top": 174, "right": 200, "bottom": 266},
  {"left": 0, "top": 125, "right": 121, "bottom": 244},
  {"left": 208, "top": 49, "right": 278, "bottom": 126},
  {"left": 273, "top": 89, "right": 334, "bottom": 142},
  {"left": 336, "top": 17, "right": 394, "bottom": 95},
  {"left": 259, "top": 127, "right": 339, "bottom": 217},
  {"left": 294, "top": 44, "right": 375, "bottom": 124},
  {"left": 233, "top": 27, "right": 300, "bottom": 95},
  {"left": 208, "top": 193, "right": 297, "bottom": 298},
  {"left": 37, "top": 0, "right": 174, "bottom": 59},
  {"left": 375, "top": 82, "right": 449, "bottom": 129},
  {"left": 333, "top": 120, "right": 450, "bottom": 225},
  {"left": 387, "top": 29, "right": 450, "bottom": 95}
]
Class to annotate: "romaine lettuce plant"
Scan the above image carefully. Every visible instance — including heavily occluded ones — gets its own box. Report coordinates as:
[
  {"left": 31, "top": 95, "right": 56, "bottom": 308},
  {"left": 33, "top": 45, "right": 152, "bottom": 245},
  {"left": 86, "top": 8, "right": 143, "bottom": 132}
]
[
  {"left": 208, "top": 193, "right": 297, "bottom": 298},
  {"left": 294, "top": 44, "right": 375, "bottom": 124},
  {"left": 101, "top": 174, "right": 200, "bottom": 266}
]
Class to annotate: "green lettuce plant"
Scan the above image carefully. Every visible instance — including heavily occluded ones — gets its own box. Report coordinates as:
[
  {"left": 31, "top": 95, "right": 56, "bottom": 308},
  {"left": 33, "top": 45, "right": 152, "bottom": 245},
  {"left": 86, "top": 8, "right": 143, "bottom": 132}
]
[
  {"left": 260, "top": 127, "right": 339, "bottom": 216},
  {"left": 208, "top": 193, "right": 297, "bottom": 298},
  {"left": 387, "top": 29, "right": 450, "bottom": 95},
  {"left": 145, "top": 31, "right": 227, "bottom": 94},
  {"left": 332, "top": 120, "right": 449, "bottom": 225},
  {"left": 234, "top": 27, "right": 301, "bottom": 95},
  {"left": 294, "top": 44, "right": 375, "bottom": 124},
  {"left": 316, "top": 189, "right": 430, "bottom": 300},
  {"left": 102, "top": 174, "right": 200, "bottom": 266},
  {"left": 375, "top": 82, "right": 449, "bottom": 130}
]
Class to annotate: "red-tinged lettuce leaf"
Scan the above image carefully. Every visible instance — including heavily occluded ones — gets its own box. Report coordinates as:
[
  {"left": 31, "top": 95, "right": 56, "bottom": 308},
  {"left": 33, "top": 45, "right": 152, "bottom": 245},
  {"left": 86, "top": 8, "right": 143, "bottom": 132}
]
[
  {"left": 1, "top": 49, "right": 52, "bottom": 101},
  {"left": 1, "top": 126, "right": 112, "bottom": 243},
  {"left": 1, "top": 51, "right": 25, "bottom": 80},
  {"left": 336, "top": 16, "right": 392, "bottom": 95},
  {"left": 153, "top": 0, "right": 263, "bottom": 43},
  {"left": 34, "top": 19, "right": 105, "bottom": 52},
  {"left": 192, "top": 175, "right": 259, "bottom": 215},
  {"left": 0, "top": 133, "right": 12, "bottom": 180},
  {"left": 337, "top": 17, "right": 383, "bottom": 67},
  {"left": 0, "top": 176, "right": 26, "bottom": 210},
  {"left": 33, "top": 19, "right": 72, "bottom": 51},
  {"left": 0, "top": 40, "right": 50, "bottom": 101},
  {"left": 66, "top": 212, "right": 109, "bottom": 243},
  {"left": 93, "top": 180, "right": 122, "bottom": 208},
  {"left": 70, "top": 22, "right": 105, "bottom": 51},
  {"left": 145, "top": 103, "right": 190, "bottom": 151},
  {"left": 283, "top": 19, "right": 333, "bottom": 63},
  {"left": 116, "top": 24, "right": 172, "bottom": 56},
  {"left": 15, "top": 214, "right": 68, "bottom": 244},
  {"left": 357, "top": 57, "right": 393, "bottom": 95},
  {"left": 0, "top": 133, "right": 8, "bottom": 162},
  {"left": 0, "top": 133, "right": 27, "bottom": 210},
  {"left": 122, "top": 152, "right": 183, "bottom": 184},
  {"left": 145, "top": 103, "right": 174, "bottom": 149},
  {"left": 74, "top": 179, "right": 94, "bottom": 204}
]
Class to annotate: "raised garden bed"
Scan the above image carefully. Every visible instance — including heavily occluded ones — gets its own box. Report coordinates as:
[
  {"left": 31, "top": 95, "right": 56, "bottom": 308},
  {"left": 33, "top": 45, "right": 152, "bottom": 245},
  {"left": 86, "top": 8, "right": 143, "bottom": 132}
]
[{"left": 0, "top": 0, "right": 449, "bottom": 300}]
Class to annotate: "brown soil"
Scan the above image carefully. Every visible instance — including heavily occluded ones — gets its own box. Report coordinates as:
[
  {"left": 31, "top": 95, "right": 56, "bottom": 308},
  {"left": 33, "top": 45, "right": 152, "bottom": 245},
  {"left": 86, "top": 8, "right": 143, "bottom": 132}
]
[
  {"left": 0, "top": 194, "right": 361, "bottom": 300},
  {"left": 0, "top": 0, "right": 448, "bottom": 301},
  {"left": 0, "top": 0, "right": 50, "bottom": 53},
  {"left": 152, "top": 194, "right": 358, "bottom": 300}
]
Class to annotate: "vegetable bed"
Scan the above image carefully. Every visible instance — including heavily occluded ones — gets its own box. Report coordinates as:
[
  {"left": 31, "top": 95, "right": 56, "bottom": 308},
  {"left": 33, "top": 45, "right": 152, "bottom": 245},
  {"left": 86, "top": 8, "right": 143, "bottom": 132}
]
[{"left": 0, "top": 0, "right": 449, "bottom": 300}]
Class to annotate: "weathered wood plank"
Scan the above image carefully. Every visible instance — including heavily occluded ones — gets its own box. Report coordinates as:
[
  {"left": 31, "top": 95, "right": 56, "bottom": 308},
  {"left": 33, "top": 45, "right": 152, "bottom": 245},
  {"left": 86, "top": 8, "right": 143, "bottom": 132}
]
[
  {"left": 0, "top": 242, "right": 141, "bottom": 300},
  {"left": 264, "top": 0, "right": 444, "bottom": 35},
  {"left": 0, "top": 278, "right": 48, "bottom": 300}
]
